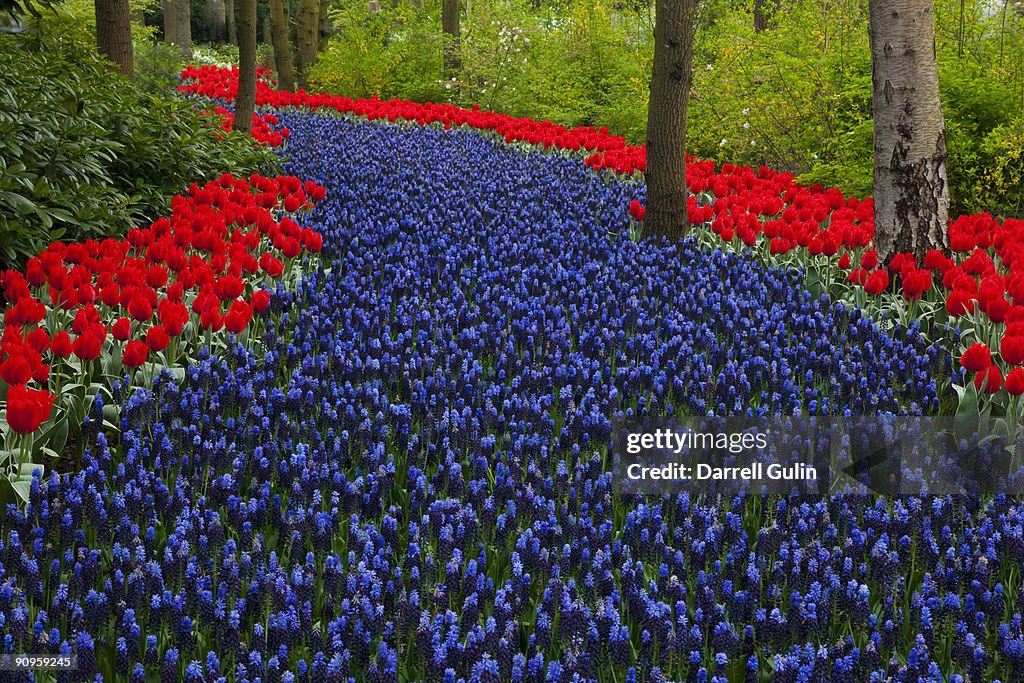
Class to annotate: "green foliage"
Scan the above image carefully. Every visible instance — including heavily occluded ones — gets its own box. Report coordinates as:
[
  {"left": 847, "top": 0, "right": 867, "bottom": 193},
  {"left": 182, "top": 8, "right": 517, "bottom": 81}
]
[
  {"left": 0, "top": 29, "right": 278, "bottom": 269},
  {"left": 134, "top": 39, "right": 186, "bottom": 92},
  {"left": 307, "top": 0, "right": 1024, "bottom": 219},
  {"left": 310, "top": 0, "right": 652, "bottom": 138}
]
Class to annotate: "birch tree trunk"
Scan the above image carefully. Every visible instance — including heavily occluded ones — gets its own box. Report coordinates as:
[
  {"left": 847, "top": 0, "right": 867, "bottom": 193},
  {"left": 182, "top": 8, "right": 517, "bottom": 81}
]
[
  {"left": 644, "top": 0, "right": 699, "bottom": 241},
  {"left": 869, "top": 0, "right": 950, "bottom": 263},
  {"left": 95, "top": 0, "right": 134, "bottom": 77},
  {"left": 235, "top": 0, "right": 256, "bottom": 134}
]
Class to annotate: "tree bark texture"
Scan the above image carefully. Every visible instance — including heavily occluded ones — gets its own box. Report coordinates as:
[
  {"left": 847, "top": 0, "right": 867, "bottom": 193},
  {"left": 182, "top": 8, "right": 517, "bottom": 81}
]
[
  {"left": 296, "top": 0, "right": 319, "bottom": 89},
  {"left": 644, "top": 0, "right": 698, "bottom": 242},
  {"left": 174, "top": 0, "right": 192, "bottom": 58},
  {"left": 318, "top": 0, "right": 331, "bottom": 51},
  {"left": 95, "top": 0, "right": 134, "bottom": 77},
  {"left": 442, "top": 0, "right": 461, "bottom": 76},
  {"left": 234, "top": 0, "right": 256, "bottom": 134},
  {"left": 754, "top": 0, "right": 768, "bottom": 31},
  {"left": 869, "top": 0, "right": 950, "bottom": 263},
  {"left": 208, "top": 0, "right": 225, "bottom": 42},
  {"left": 268, "top": 0, "right": 295, "bottom": 90},
  {"left": 162, "top": 0, "right": 177, "bottom": 45},
  {"left": 225, "top": 0, "right": 236, "bottom": 44}
]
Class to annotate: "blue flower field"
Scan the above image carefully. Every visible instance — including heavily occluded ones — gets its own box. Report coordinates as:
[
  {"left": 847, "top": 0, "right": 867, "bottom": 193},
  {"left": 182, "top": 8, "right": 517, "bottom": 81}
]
[{"left": 3, "top": 112, "right": 1022, "bottom": 683}]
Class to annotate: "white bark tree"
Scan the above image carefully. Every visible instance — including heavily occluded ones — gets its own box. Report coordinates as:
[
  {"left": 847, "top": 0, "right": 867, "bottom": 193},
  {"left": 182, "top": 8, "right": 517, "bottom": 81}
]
[{"left": 869, "top": 0, "right": 950, "bottom": 262}]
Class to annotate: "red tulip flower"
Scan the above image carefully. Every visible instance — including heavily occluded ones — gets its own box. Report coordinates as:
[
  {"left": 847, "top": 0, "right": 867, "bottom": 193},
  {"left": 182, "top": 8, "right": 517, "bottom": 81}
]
[
  {"left": 975, "top": 365, "right": 1003, "bottom": 394},
  {"left": 112, "top": 317, "right": 132, "bottom": 342},
  {"left": 252, "top": 290, "right": 271, "bottom": 313},
  {"left": 1002, "top": 336, "right": 1024, "bottom": 366},
  {"left": 50, "top": 331, "right": 73, "bottom": 358},
  {"left": 5, "top": 384, "right": 54, "bottom": 434},
  {"left": 1006, "top": 368, "right": 1024, "bottom": 395},
  {"left": 122, "top": 339, "right": 149, "bottom": 368},
  {"left": 0, "top": 352, "right": 33, "bottom": 386},
  {"left": 146, "top": 326, "right": 170, "bottom": 352},
  {"left": 224, "top": 299, "right": 253, "bottom": 334},
  {"left": 72, "top": 324, "right": 105, "bottom": 362},
  {"left": 864, "top": 270, "right": 889, "bottom": 296},
  {"left": 960, "top": 343, "right": 992, "bottom": 372}
]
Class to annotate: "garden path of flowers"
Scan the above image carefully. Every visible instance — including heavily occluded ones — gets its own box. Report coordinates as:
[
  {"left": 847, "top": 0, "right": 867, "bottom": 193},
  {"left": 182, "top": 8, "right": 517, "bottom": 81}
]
[{"left": 2, "top": 100, "right": 1024, "bottom": 682}]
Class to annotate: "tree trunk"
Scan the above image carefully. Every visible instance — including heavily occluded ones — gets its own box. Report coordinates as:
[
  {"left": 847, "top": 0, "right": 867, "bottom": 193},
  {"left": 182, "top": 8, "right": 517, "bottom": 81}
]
[
  {"left": 644, "top": 0, "right": 698, "bottom": 242},
  {"left": 208, "top": 0, "right": 225, "bottom": 42},
  {"left": 754, "top": 0, "right": 768, "bottom": 31},
  {"left": 268, "top": 0, "right": 295, "bottom": 90},
  {"left": 175, "top": 0, "right": 192, "bottom": 59},
  {"left": 263, "top": 15, "right": 272, "bottom": 48},
  {"left": 869, "top": 0, "right": 950, "bottom": 263},
  {"left": 295, "top": 0, "right": 319, "bottom": 89},
  {"left": 318, "top": 0, "right": 331, "bottom": 51},
  {"left": 163, "top": 0, "right": 178, "bottom": 45},
  {"left": 442, "top": 0, "right": 460, "bottom": 76},
  {"left": 225, "top": 0, "right": 237, "bottom": 44},
  {"left": 235, "top": 0, "right": 256, "bottom": 134},
  {"left": 95, "top": 0, "right": 134, "bottom": 77}
]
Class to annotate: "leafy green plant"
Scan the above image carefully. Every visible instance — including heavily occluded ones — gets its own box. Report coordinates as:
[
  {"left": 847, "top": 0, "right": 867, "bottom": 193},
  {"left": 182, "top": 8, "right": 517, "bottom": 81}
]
[{"left": 0, "top": 29, "right": 278, "bottom": 270}]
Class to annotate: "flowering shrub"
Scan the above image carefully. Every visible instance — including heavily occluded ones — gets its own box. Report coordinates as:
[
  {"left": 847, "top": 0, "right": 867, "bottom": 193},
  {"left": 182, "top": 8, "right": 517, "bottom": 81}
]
[
  {"left": 0, "top": 112, "right": 989, "bottom": 682},
  {"left": 0, "top": 173, "right": 324, "bottom": 502}
]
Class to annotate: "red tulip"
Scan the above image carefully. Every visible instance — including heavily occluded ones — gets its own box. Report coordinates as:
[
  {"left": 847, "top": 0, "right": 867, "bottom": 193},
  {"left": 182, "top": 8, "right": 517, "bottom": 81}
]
[
  {"left": 26, "top": 329, "right": 50, "bottom": 354},
  {"left": 960, "top": 343, "right": 992, "bottom": 372},
  {"left": 0, "top": 352, "right": 33, "bottom": 385},
  {"left": 146, "top": 326, "right": 170, "bottom": 352},
  {"left": 112, "top": 318, "right": 132, "bottom": 342},
  {"left": 50, "top": 331, "right": 73, "bottom": 358},
  {"left": 224, "top": 299, "right": 253, "bottom": 334},
  {"left": 1007, "top": 368, "right": 1024, "bottom": 395},
  {"left": 252, "top": 290, "right": 271, "bottom": 313},
  {"left": 5, "top": 384, "right": 54, "bottom": 434},
  {"left": 864, "top": 270, "right": 889, "bottom": 296},
  {"left": 72, "top": 324, "right": 105, "bottom": 362},
  {"left": 1003, "top": 336, "right": 1024, "bottom": 365},
  {"left": 860, "top": 249, "right": 879, "bottom": 270},
  {"left": 122, "top": 339, "right": 149, "bottom": 368},
  {"left": 975, "top": 365, "right": 1003, "bottom": 394}
]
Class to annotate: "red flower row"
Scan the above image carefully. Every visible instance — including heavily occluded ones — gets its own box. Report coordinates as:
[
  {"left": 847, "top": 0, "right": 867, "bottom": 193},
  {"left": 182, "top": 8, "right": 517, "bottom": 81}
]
[
  {"left": 200, "top": 106, "right": 291, "bottom": 147},
  {"left": 1, "top": 173, "right": 325, "bottom": 433}
]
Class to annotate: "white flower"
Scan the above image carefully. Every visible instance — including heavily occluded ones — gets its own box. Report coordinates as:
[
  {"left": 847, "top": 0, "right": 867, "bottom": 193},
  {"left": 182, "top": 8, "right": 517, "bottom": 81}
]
[
  {"left": 719, "top": 138, "right": 728, "bottom": 146},
  {"left": 706, "top": 64, "right": 713, "bottom": 71},
  {"left": 743, "top": 122, "right": 750, "bottom": 129},
  {"left": 742, "top": 108, "right": 750, "bottom": 116}
]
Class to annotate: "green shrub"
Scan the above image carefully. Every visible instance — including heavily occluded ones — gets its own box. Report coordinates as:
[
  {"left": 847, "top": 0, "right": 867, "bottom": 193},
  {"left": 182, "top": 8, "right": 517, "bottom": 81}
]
[
  {"left": 134, "top": 39, "right": 185, "bottom": 93},
  {"left": 0, "top": 29, "right": 278, "bottom": 269}
]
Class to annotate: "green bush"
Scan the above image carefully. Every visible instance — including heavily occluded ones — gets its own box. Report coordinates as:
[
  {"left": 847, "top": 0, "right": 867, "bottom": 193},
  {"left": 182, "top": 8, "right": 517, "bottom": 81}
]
[
  {"left": 0, "top": 29, "right": 278, "bottom": 269},
  {"left": 134, "top": 39, "right": 185, "bottom": 93}
]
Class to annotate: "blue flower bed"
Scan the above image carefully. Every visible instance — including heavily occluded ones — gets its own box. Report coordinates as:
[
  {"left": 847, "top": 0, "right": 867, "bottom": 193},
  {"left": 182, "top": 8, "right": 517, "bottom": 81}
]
[{"left": 3, "top": 114, "right": 1018, "bottom": 683}]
